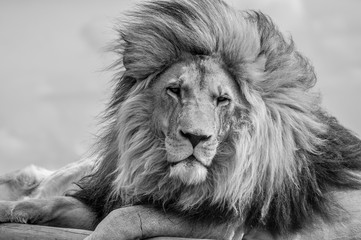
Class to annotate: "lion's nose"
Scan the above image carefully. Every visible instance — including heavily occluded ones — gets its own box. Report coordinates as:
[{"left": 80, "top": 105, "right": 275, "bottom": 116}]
[{"left": 179, "top": 130, "right": 211, "bottom": 148}]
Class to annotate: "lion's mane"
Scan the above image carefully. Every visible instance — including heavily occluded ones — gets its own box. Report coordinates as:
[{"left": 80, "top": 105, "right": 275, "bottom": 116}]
[{"left": 73, "top": 0, "right": 361, "bottom": 235}]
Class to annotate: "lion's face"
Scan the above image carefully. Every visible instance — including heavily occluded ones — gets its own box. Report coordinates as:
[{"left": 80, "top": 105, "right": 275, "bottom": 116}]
[{"left": 151, "top": 57, "right": 241, "bottom": 185}]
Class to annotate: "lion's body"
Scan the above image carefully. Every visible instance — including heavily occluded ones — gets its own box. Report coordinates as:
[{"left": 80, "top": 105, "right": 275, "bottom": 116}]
[{"left": 1, "top": 0, "right": 361, "bottom": 239}]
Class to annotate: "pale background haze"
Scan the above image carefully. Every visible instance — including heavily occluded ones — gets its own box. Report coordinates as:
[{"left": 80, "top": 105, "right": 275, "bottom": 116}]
[{"left": 0, "top": 0, "right": 360, "bottom": 174}]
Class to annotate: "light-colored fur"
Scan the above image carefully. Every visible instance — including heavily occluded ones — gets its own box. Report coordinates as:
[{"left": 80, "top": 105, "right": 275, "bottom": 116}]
[{"left": 0, "top": 158, "right": 94, "bottom": 201}]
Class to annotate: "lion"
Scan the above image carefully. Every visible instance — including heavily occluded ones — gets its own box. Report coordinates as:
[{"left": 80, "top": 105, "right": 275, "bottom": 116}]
[{"left": 1, "top": 0, "right": 361, "bottom": 239}]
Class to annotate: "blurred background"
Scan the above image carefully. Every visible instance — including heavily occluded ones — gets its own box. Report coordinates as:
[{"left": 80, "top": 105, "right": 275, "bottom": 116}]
[{"left": 0, "top": 0, "right": 360, "bottom": 174}]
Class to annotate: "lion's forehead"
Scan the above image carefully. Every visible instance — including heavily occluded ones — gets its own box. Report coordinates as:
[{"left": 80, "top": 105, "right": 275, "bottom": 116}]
[{"left": 155, "top": 58, "right": 240, "bottom": 100}]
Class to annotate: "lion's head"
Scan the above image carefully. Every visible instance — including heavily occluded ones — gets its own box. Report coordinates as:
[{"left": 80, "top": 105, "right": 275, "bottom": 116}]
[
  {"left": 110, "top": 0, "right": 324, "bottom": 211},
  {"left": 152, "top": 57, "right": 241, "bottom": 185},
  {"left": 74, "top": 0, "right": 361, "bottom": 234}
]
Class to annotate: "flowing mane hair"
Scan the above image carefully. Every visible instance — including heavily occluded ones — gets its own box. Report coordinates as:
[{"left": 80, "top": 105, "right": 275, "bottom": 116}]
[{"left": 72, "top": 0, "right": 361, "bottom": 235}]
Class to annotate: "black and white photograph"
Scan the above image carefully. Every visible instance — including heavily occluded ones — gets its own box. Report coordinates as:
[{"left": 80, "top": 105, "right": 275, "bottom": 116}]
[{"left": 0, "top": 0, "right": 360, "bottom": 239}]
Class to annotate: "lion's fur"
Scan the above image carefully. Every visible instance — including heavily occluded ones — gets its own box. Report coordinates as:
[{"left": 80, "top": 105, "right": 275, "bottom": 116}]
[
  {"left": 0, "top": 158, "right": 95, "bottom": 202},
  {"left": 72, "top": 0, "right": 361, "bottom": 235}
]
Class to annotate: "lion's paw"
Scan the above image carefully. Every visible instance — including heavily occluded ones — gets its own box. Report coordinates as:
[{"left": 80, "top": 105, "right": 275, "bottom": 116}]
[
  {"left": 0, "top": 201, "right": 13, "bottom": 223},
  {"left": 0, "top": 201, "right": 30, "bottom": 224}
]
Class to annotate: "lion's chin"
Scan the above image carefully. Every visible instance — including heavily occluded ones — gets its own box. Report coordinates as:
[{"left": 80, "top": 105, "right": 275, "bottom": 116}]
[{"left": 169, "top": 157, "right": 208, "bottom": 185}]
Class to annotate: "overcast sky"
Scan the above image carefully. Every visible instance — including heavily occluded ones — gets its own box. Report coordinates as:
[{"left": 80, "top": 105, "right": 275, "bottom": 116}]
[{"left": 0, "top": 0, "right": 360, "bottom": 174}]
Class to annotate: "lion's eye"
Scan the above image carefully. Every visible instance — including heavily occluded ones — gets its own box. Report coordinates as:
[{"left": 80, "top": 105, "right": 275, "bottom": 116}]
[
  {"left": 217, "top": 96, "right": 230, "bottom": 106},
  {"left": 167, "top": 87, "right": 181, "bottom": 95}
]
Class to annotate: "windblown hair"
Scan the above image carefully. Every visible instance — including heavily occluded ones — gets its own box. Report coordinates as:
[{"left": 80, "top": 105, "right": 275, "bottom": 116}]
[{"left": 73, "top": 0, "right": 361, "bottom": 235}]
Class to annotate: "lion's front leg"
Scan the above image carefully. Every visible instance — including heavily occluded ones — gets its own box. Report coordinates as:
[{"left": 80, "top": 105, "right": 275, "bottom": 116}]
[
  {"left": 86, "top": 205, "right": 243, "bottom": 240},
  {"left": 0, "top": 196, "right": 96, "bottom": 230}
]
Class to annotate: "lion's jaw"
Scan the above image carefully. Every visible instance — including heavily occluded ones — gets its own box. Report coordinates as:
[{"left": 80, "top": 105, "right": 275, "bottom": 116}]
[{"left": 152, "top": 56, "right": 241, "bottom": 185}]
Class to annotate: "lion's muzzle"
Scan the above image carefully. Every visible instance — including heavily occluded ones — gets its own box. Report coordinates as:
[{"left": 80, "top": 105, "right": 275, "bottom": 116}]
[{"left": 165, "top": 129, "right": 218, "bottom": 185}]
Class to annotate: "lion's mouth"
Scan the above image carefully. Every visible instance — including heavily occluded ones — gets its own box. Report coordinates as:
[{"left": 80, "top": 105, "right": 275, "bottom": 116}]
[
  {"left": 168, "top": 155, "right": 208, "bottom": 185},
  {"left": 169, "top": 155, "right": 207, "bottom": 168}
]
